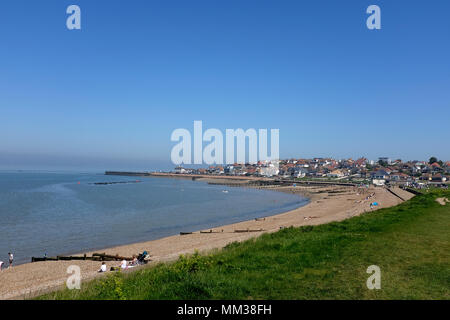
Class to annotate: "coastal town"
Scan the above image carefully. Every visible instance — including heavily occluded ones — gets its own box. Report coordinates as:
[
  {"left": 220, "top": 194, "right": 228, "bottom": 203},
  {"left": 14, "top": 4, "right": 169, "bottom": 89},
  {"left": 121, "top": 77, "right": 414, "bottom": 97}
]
[{"left": 169, "top": 157, "right": 450, "bottom": 188}]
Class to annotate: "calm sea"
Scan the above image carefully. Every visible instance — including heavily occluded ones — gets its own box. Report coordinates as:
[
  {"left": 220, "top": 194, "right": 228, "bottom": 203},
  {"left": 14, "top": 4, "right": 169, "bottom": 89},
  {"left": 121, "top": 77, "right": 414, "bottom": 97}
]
[{"left": 0, "top": 172, "right": 308, "bottom": 264}]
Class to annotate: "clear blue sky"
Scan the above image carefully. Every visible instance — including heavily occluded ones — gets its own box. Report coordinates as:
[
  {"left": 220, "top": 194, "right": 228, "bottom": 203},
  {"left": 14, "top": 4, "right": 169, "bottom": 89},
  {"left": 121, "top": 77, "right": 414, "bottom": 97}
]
[{"left": 1, "top": 0, "right": 449, "bottom": 171}]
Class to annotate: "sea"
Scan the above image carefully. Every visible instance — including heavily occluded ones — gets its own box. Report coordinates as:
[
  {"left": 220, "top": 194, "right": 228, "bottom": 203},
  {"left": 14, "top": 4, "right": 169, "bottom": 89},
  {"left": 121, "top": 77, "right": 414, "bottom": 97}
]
[{"left": 0, "top": 171, "right": 308, "bottom": 265}]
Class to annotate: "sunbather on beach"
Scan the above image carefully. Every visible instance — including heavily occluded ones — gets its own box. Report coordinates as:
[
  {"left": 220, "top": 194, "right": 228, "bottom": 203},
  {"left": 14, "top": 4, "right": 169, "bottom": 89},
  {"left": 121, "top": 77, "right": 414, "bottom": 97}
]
[
  {"left": 98, "top": 262, "right": 107, "bottom": 273},
  {"left": 137, "top": 251, "right": 150, "bottom": 264}
]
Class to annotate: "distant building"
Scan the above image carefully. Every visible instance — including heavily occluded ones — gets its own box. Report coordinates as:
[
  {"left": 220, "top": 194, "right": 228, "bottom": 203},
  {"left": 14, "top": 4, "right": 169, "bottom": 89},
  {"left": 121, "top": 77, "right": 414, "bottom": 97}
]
[
  {"left": 327, "top": 169, "right": 345, "bottom": 178},
  {"left": 259, "top": 164, "right": 280, "bottom": 177},
  {"left": 174, "top": 166, "right": 186, "bottom": 174},
  {"left": 378, "top": 157, "right": 391, "bottom": 164},
  {"left": 372, "top": 169, "right": 389, "bottom": 180},
  {"left": 431, "top": 162, "right": 442, "bottom": 170},
  {"left": 431, "top": 174, "right": 447, "bottom": 183},
  {"left": 390, "top": 173, "right": 410, "bottom": 181},
  {"left": 294, "top": 167, "right": 308, "bottom": 178},
  {"left": 224, "top": 165, "right": 234, "bottom": 175},
  {"left": 420, "top": 173, "right": 432, "bottom": 181}
]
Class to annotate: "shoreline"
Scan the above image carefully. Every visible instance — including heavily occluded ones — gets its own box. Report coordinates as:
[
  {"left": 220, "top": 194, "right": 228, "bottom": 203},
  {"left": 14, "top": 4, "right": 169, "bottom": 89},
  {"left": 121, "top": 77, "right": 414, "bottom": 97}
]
[{"left": 0, "top": 183, "right": 414, "bottom": 300}]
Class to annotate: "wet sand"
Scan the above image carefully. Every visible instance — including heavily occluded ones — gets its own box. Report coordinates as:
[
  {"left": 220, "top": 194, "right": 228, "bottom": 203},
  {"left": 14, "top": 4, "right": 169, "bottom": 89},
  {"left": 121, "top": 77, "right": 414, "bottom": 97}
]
[{"left": 0, "top": 184, "right": 414, "bottom": 300}]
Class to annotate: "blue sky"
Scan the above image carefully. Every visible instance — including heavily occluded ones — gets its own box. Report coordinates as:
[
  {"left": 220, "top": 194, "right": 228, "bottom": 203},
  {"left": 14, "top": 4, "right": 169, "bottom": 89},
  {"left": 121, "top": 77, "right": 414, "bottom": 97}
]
[{"left": 1, "top": 0, "right": 449, "bottom": 171}]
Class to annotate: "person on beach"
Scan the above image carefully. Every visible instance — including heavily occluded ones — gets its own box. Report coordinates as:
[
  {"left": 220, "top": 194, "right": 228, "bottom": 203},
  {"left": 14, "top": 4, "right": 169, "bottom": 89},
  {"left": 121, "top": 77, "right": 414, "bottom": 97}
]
[
  {"left": 0, "top": 261, "right": 3, "bottom": 271},
  {"left": 8, "top": 252, "right": 13, "bottom": 268},
  {"left": 98, "top": 262, "right": 107, "bottom": 273},
  {"left": 109, "top": 260, "right": 127, "bottom": 272}
]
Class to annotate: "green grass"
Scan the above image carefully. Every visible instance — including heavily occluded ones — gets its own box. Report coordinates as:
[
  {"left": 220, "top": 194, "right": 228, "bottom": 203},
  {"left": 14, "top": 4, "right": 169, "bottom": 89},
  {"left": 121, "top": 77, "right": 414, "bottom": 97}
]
[{"left": 40, "top": 190, "right": 450, "bottom": 300}]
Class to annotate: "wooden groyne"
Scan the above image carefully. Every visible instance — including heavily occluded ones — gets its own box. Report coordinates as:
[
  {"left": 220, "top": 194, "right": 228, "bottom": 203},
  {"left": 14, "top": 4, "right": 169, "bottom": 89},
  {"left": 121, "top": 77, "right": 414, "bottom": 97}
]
[
  {"left": 105, "top": 171, "right": 150, "bottom": 176},
  {"left": 180, "top": 228, "right": 265, "bottom": 235},
  {"left": 31, "top": 252, "right": 134, "bottom": 263},
  {"left": 401, "top": 187, "right": 423, "bottom": 196},
  {"left": 234, "top": 228, "right": 264, "bottom": 233},
  {"left": 386, "top": 187, "right": 406, "bottom": 201},
  {"left": 200, "top": 229, "right": 224, "bottom": 234},
  {"left": 90, "top": 181, "right": 142, "bottom": 185}
]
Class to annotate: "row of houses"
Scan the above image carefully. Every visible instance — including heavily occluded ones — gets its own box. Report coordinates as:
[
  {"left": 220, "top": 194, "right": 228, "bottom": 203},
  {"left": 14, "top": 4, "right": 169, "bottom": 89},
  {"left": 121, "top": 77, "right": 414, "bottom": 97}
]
[
  {"left": 173, "top": 157, "right": 450, "bottom": 185},
  {"left": 175, "top": 161, "right": 281, "bottom": 177}
]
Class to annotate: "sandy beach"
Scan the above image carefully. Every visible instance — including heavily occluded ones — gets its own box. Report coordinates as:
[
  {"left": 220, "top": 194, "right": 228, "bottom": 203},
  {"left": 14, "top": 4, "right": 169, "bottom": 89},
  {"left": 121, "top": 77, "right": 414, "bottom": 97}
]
[{"left": 0, "top": 183, "right": 414, "bottom": 300}]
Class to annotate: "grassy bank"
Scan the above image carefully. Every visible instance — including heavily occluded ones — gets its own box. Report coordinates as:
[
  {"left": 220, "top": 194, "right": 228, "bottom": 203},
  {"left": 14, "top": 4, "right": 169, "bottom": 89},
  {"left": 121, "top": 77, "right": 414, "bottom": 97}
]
[{"left": 40, "top": 190, "right": 450, "bottom": 300}]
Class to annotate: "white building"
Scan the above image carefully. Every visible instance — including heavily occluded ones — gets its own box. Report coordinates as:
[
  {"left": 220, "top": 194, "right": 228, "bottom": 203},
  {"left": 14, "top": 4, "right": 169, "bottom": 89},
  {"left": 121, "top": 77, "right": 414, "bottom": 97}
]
[
  {"left": 259, "top": 162, "right": 280, "bottom": 177},
  {"left": 174, "top": 166, "right": 186, "bottom": 174},
  {"left": 372, "top": 179, "right": 386, "bottom": 186}
]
